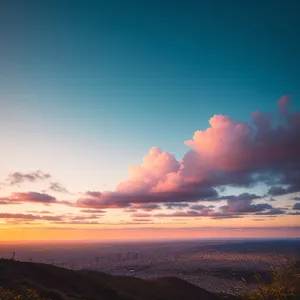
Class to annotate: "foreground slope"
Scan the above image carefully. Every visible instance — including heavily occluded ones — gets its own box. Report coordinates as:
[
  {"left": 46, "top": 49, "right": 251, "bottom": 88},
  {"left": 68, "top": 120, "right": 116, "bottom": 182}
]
[{"left": 0, "top": 259, "right": 221, "bottom": 300}]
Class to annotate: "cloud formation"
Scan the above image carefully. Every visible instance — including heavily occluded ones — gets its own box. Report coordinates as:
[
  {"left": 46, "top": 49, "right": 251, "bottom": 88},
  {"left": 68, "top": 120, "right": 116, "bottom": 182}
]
[
  {"left": 73, "top": 97, "right": 300, "bottom": 211},
  {"left": 220, "top": 193, "right": 271, "bottom": 213},
  {"left": 6, "top": 170, "right": 51, "bottom": 185},
  {"left": 49, "top": 182, "right": 68, "bottom": 193},
  {"left": 132, "top": 203, "right": 161, "bottom": 211},
  {"left": 76, "top": 187, "right": 217, "bottom": 209},
  {"left": 255, "top": 208, "right": 286, "bottom": 215},
  {"left": 9, "top": 192, "right": 57, "bottom": 204},
  {"left": 0, "top": 212, "right": 104, "bottom": 225},
  {"left": 2, "top": 97, "right": 297, "bottom": 225},
  {"left": 0, "top": 213, "right": 63, "bottom": 221}
]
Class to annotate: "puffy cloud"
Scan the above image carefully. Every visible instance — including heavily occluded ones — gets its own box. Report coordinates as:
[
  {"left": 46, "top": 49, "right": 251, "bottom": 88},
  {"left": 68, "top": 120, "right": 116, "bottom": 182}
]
[
  {"left": 117, "top": 147, "right": 181, "bottom": 193},
  {"left": 6, "top": 170, "right": 51, "bottom": 185},
  {"left": 218, "top": 193, "right": 271, "bottom": 214},
  {"left": 14, "top": 97, "right": 293, "bottom": 215},
  {"left": 183, "top": 97, "right": 300, "bottom": 190},
  {"left": 221, "top": 200, "right": 272, "bottom": 214},
  {"left": 214, "top": 193, "right": 275, "bottom": 217},
  {"left": 49, "top": 182, "right": 68, "bottom": 193},
  {"left": 184, "top": 115, "right": 254, "bottom": 172}
]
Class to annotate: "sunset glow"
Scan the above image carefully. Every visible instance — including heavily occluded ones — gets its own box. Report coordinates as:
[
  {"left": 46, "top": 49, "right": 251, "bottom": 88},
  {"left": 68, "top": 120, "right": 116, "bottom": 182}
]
[{"left": 0, "top": 1, "right": 299, "bottom": 242}]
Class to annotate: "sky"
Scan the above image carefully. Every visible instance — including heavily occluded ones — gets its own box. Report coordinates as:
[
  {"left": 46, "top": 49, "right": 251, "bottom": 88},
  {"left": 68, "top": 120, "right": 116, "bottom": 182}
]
[{"left": 0, "top": 0, "right": 300, "bottom": 241}]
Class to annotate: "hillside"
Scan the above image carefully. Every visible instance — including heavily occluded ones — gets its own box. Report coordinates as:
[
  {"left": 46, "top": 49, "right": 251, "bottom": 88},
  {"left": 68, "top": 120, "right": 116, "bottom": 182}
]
[{"left": 0, "top": 259, "right": 223, "bottom": 300}]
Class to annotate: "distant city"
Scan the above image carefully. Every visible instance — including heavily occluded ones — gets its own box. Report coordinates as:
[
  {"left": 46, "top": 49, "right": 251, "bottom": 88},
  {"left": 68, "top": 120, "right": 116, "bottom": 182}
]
[{"left": 1, "top": 238, "right": 299, "bottom": 295}]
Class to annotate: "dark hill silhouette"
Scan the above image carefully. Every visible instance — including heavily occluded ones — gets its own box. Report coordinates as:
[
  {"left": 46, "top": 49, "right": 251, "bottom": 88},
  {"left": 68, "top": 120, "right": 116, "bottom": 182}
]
[{"left": 0, "top": 259, "right": 223, "bottom": 300}]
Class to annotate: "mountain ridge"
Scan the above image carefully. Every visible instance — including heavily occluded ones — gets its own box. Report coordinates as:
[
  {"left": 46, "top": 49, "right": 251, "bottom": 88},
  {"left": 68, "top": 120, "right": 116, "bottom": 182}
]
[{"left": 0, "top": 259, "right": 231, "bottom": 300}]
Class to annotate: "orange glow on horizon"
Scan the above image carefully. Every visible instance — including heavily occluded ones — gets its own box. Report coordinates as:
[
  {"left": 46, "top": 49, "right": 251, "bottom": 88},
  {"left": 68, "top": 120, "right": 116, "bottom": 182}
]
[{"left": 1, "top": 226, "right": 299, "bottom": 242}]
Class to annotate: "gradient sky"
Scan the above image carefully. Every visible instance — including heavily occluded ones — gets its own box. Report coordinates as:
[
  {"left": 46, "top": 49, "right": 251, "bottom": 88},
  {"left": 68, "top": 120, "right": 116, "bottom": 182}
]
[{"left": 0, "top": 0, "right": 299, "bottom": 241}]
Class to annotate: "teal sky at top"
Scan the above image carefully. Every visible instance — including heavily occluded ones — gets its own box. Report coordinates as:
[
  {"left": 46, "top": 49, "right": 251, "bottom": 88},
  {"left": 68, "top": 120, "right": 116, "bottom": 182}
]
[{"left": 0, "top": 0, "right": 299, "bottom": 191}]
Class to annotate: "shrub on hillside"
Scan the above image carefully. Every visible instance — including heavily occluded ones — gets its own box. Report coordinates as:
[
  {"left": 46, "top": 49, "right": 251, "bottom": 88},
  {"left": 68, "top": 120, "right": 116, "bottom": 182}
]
[
  {"left": 0, "top": 288, "right": 51, "bottom": 300},
  {"left": 243, "top": 262, "right": 300, "bottom": 300}
]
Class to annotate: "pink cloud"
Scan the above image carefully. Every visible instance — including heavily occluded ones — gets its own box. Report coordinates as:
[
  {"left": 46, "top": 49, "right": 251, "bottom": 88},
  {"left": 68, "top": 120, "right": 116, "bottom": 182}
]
[
  {"left": 68, "top": 96, "right": 300, "bottom": 210},
  {"left": 0, "top": 199, "right": 19, "bottom": 205},
  {"left": 9, "top": 192, "right": 57, "bottom": 204},
  {"left": 116, "top": 147, "right": 181, "bottom": 193}
]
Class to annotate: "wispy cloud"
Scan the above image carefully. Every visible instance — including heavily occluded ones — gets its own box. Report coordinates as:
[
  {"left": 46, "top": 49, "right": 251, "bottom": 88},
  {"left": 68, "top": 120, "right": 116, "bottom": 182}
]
[
  {"left": 6, "top": 170, "right": 51, "bottom": 185},
  {"left": 80, "top": 209, "right": 106, "bottom": 214},
  {"left": 0, "top": 213, "right": 63, "bottom": 221},
  {"left": 9, "top": 192, "right": 57, "bottom": 204},
  {"left": 49, "top": 182, "right": 69, "bottom": 193}
]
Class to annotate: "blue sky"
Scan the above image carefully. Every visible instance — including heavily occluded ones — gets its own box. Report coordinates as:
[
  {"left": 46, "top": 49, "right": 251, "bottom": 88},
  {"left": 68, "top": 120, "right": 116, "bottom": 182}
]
[{"left": 0, "top": 0, "right": 299, "bottom": 240}]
